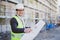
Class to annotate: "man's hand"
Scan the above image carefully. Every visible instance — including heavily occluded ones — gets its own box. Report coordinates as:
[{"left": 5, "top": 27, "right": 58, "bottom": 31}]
[{"left": 24, "top": 28, "right": 32, "bottom": 33}]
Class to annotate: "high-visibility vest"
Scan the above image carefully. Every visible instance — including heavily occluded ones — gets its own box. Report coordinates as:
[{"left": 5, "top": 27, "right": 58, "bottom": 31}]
[{"left": 11, "top": 16, "right": 24, "bottom": 40}]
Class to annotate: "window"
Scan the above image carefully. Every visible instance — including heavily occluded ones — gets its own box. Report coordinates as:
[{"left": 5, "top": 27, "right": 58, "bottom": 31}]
[
  {"left": 35, "top": 19, "right": 39, "bottom": 24},
  {"left": 8, "top": 0, "right": 23, "bottom": 3},
  {"left": 35, "top": 12, "right": 39, "bottom": 18},
  {"left": 0, "top": 5, "right": 6, "bottom": 16},
  {"left": 35, "top": 12, "right": 39, "bottom": 24}
]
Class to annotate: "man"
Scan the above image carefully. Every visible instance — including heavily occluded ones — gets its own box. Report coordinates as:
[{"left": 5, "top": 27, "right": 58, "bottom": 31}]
[{"left": 10, "top": 4, "right": 32, "bottom": 40}]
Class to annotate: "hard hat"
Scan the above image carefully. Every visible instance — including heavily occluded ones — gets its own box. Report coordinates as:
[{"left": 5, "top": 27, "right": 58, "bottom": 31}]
[{"left": 16, "top": 4, "right": 24, "bottom": 9}]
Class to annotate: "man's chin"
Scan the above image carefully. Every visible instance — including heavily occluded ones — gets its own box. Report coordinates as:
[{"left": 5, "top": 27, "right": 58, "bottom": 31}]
[{"left": 19, "top": 15, "right": 23, "bottom": 16}]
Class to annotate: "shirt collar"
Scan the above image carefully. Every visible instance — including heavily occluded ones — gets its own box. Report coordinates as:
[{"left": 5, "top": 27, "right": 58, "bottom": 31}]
[{"left": 16, "top": 14, "right": 22, "bottom": 19}]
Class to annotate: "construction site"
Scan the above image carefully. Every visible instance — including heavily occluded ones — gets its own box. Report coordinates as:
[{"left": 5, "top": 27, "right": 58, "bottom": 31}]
[{"left": 0, "top": 0, "right": 60, "bottom": 40}]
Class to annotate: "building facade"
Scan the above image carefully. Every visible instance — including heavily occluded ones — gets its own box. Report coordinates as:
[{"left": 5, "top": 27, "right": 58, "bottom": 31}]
[
  {"left": 23, "top": 0, "right": 58, "bottom": 26},
  {"left": 0, "top": 0, "right": 58, "bottom": 32}
]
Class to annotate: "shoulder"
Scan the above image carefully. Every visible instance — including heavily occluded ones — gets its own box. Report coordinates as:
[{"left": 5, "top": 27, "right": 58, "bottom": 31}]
[
  {"left": 11, "top": 18, "right": 16, "bottom": 21},
  {"left": 10, "top": 18, "right": 17, "bottom": 23}
]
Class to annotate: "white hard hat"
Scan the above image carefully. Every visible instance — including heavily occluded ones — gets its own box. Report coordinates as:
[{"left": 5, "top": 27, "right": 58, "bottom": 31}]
[{"left": 16, "top": 4, "right": 24, "bottom": 9}]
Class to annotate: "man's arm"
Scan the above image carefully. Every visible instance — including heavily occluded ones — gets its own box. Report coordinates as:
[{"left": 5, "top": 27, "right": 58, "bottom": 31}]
[{"left": 10, "top": 18, "right": 25, "bottom": 33}]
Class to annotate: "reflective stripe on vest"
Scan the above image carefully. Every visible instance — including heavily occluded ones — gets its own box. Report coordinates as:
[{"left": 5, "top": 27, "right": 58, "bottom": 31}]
[{"left": 11, "top": 16, "right": 24, "bottom": 40}]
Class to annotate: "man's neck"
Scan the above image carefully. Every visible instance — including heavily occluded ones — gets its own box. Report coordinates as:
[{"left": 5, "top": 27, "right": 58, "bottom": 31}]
[{"left": 16, "top": 14, "right": 22, "bottom": 19}]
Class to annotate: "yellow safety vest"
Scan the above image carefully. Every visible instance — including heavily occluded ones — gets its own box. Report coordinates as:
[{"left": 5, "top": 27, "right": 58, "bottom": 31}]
[{"left": 11, "top": 16, "right": 24, "bottom": 40}]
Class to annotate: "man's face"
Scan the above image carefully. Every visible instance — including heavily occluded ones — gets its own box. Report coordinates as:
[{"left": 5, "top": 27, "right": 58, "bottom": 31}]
[{"left": 16, "top": 9, "right": 24, "bottom": 16}]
